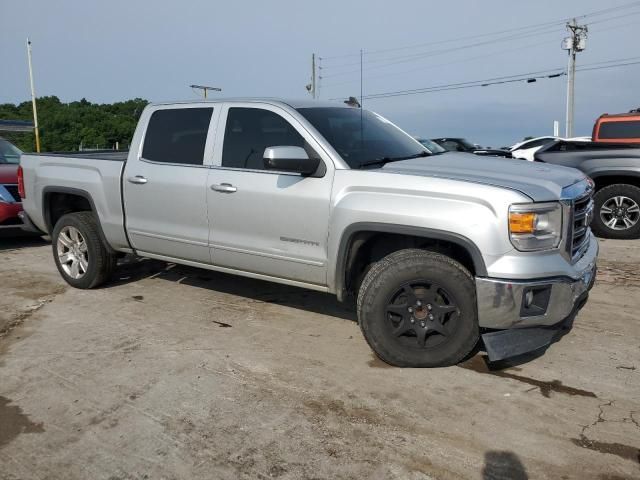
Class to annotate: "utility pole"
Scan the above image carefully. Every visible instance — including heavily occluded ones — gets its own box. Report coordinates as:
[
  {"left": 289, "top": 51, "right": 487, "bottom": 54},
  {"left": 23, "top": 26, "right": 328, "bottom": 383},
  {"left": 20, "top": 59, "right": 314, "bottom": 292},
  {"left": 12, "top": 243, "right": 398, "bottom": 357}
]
[
  {"left": 317, "top": 57, "right": 322, "bottom": 99},
  {"left": 306, "top": 54, "right": 317, "bottom": 99},
  {"left": 190, "top": 84, "right": 222, "bottom": 99},
  {"left": 563, "top": 19, "right": 587, "bottom": 138},
  {"left": 360, "top": 49, "right": 364, "bottom": 108},
  {"left": 26, "top": 38, "right": 41, "bottom": 153}
]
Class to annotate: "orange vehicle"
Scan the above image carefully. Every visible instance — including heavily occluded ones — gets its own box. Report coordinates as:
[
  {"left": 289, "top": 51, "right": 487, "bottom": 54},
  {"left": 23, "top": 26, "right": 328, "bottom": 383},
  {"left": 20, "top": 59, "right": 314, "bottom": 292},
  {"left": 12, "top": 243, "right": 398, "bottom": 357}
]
[{"left": 592, "top": 109, "right": 640, "bottom": 144}]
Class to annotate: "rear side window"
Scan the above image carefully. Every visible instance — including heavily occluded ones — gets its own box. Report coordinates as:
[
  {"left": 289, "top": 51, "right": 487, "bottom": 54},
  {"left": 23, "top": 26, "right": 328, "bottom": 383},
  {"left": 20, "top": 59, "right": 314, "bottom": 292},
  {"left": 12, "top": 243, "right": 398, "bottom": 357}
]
[
  {"left": 142, "top": 108, "right": 213, "bottom": 165},
  {"left": 221, "top": 108, "right": 305, "bottom": 170},
  {"left": 598, "top": 120, "right": 640, "bottom": 140}
]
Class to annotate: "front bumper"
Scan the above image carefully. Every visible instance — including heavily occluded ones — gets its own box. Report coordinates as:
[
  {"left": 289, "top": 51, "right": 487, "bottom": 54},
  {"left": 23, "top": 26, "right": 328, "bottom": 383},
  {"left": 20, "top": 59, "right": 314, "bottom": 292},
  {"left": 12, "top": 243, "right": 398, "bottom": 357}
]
[{"left": 475, "top": 234, "right": 598, "bottom": 330}]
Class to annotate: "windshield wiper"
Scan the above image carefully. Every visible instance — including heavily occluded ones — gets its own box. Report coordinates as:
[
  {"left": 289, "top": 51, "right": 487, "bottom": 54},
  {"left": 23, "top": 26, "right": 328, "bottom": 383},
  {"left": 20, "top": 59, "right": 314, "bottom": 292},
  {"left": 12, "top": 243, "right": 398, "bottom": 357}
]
[{"left": 358, "top": 150, "right": 430, "bottom": 168}]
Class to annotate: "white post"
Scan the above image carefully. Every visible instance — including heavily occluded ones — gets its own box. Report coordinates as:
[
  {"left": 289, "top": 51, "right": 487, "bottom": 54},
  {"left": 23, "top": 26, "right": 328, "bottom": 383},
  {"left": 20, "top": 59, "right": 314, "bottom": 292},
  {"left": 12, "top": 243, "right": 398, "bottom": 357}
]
[
  {"left": 26, "top": 38, "right": 41, "bottom": 152},
  {"left": 554, "top": 120, "right": 560, "bottom": 137}
]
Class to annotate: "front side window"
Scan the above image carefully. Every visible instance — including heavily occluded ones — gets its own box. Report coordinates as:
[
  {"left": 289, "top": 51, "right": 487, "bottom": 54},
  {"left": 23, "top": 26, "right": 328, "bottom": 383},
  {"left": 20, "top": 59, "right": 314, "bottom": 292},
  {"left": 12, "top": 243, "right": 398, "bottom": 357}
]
[
  {"left": 297, "top": 107, "right": 425, "bottom": 169},
  {"left": 142, "top": 108, "right": 213, "bottom": 165},
  {"left": 599, "top": 120, "right": 640, "bottom": 140},
  {"left": 222, "top": 108, "right": 305, "bottom": 170}
]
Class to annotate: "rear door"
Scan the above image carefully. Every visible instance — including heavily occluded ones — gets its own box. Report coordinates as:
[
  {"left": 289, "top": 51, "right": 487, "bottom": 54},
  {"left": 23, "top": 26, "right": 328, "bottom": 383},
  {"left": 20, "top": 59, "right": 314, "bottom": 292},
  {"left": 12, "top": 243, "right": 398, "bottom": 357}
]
[
  {"left": 206, "top": 103, "right": 334, "bottom": 286},
  {"left": 124, "top": 105, "right": 219, "bottom": 263}
]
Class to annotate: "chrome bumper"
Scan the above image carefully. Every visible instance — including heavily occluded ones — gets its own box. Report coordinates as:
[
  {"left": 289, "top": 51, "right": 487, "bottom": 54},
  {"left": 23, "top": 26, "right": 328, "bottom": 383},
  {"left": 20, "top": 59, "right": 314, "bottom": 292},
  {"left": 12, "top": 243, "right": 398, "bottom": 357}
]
[{"left": 476, "top": 236, "right": 598, "bottom": 329}]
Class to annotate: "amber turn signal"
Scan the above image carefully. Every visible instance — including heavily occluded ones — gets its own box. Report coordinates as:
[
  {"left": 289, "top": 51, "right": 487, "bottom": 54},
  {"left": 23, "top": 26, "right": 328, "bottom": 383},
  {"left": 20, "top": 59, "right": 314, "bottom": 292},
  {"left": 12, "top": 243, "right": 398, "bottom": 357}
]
[{"left": 509, "top": 212, "right": 535, "bottom": 234}]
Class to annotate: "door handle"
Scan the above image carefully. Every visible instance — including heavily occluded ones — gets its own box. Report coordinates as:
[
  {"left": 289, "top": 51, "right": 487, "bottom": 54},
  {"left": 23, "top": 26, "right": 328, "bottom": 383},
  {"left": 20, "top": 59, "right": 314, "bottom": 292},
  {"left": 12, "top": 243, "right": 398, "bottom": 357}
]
[
  {"left": 211, "top": 183, "right": 237, "bottom": 193},
  {"left": 128, "top": 175, "right": 148, "bottom": 185}
]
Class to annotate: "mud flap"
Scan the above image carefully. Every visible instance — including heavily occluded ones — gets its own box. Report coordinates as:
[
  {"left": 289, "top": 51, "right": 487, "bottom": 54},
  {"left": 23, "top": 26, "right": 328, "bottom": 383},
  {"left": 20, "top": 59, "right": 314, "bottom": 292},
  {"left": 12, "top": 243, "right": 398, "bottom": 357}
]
[
  {"left": 482, "top": 292, "right": 589, "bottom": 362},
  {"left": 482, "top": 327, "right": 560, "bottom": 362}
]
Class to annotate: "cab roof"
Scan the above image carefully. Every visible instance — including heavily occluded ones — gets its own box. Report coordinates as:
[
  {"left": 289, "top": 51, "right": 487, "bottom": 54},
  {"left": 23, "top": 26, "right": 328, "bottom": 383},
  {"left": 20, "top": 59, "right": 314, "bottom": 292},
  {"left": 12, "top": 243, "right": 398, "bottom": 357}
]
[{"left": 149, "top": 98, "right": 350, "bottom": 109}]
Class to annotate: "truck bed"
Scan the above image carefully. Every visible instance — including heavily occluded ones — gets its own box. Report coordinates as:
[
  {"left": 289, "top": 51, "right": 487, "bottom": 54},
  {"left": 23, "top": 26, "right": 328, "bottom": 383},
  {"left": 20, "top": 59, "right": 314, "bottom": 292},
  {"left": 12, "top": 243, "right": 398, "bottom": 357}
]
[{"left": 19, "top": 151, "right": 130, "bottom": 251}]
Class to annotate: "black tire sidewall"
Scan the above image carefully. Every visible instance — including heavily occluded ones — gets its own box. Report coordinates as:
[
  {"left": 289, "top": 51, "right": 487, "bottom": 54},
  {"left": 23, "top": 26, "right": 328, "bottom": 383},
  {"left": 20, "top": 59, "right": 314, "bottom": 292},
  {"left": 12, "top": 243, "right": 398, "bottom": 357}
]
[
  {"left": 592, "top": 184, "right": 640, "bottom": 239},
  {"left": 52, "top": 213, "right": 109, "bottom": 289},
  {"left": 359, "top": 251, "right": 478, "bottom": 367}
]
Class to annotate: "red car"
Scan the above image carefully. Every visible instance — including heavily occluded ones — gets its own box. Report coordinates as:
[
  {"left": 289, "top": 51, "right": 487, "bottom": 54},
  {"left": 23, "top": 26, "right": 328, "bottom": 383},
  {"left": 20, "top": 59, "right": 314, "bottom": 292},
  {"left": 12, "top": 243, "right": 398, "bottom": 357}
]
[{"left": 0, "top": 138, "right": 23, "bottom": 229}]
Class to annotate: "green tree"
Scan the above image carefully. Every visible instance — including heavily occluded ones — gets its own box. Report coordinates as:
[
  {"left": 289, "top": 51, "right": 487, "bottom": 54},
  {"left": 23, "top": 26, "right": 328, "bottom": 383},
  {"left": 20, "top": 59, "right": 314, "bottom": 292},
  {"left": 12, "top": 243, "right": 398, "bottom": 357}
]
[{"left": 0, "top": 97, "right": 148, "bottom": 152}]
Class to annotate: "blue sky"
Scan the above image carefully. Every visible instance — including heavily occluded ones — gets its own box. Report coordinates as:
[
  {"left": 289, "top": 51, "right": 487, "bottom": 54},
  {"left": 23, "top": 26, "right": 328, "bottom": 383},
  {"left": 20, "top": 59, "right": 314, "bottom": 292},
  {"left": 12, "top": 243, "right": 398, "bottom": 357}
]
[{"left": 1, "top": 0, "right": 638, "bottom": 146}]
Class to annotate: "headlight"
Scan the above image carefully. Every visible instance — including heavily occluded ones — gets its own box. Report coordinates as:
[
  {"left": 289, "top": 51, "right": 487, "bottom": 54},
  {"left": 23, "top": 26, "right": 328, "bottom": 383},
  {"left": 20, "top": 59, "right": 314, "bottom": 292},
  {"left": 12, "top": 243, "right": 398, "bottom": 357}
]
[{"left": 509, "top": 202, "right": 562, "bottom": 251}]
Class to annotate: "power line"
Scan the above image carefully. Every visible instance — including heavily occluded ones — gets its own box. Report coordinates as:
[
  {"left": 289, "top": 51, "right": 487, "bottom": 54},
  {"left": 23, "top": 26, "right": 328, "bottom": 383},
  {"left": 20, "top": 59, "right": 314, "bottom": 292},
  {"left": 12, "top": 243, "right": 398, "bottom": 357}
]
[
  {"left": 321, "top": 25, "right": 564, "bottom": 72},
  {"left": 320, "top": 26, "right": 565, "bottom": 79},
  {"left": 321, "top": 17, "right": 639, "bottom": 88},
  {"left": 319, "top": 0, "right": 640, "bottom": 62},
  {"left": 321, "top": 38, "right": 561, "bottom": 88},
  {"left": 321, "top": 12, "right": 639, "bottom": 76},
  {"left": 333, "top": 59, "right": 640, "bottom": 101},
  {"left": 576, "top": 59, "right": 640, "bottom": 72},
  {"left": 329, "top": 68, "right": 566, "bottom": 101}
]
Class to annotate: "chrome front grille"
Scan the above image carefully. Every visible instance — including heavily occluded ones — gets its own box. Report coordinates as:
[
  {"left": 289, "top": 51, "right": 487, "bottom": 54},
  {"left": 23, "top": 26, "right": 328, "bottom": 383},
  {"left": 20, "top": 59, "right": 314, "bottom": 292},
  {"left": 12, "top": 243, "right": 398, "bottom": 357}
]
[{"left": 570, "top": 191, "right": 594, "bottom": 262}]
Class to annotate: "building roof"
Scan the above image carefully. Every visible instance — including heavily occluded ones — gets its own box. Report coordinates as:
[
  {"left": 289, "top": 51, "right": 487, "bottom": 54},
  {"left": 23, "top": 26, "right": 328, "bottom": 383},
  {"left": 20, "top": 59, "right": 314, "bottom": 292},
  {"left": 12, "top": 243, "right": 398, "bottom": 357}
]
[{"left": 0, "top": 119, "right": 34, "bottom": 132}]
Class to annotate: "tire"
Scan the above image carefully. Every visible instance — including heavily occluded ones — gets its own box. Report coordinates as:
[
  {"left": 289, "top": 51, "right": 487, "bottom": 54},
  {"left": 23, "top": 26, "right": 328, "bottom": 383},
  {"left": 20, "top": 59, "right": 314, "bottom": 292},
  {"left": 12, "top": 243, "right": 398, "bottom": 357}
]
[
  {"left": 591, "top": 184, "right": 640, "bottom": 239},
  {"left": 357, "top": 249, "right": 479, "bottom": 367},
  {"left": 52, "top": 212, "right": 117, "bottom": 289}
]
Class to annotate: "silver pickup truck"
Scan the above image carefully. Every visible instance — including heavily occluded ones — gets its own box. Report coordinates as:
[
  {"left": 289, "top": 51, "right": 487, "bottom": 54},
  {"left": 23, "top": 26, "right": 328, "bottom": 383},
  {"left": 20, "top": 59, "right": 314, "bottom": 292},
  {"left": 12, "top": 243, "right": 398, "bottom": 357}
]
[{"left": 19, "top": 99, "right": 598, "bottom": 367}]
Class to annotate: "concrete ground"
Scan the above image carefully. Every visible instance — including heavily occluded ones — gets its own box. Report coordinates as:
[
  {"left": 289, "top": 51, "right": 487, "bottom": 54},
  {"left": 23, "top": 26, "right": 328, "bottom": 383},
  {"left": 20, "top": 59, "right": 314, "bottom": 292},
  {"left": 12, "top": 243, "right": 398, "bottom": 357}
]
[{"left": 0, "top": 235, "right": 638, "bottom": 480}]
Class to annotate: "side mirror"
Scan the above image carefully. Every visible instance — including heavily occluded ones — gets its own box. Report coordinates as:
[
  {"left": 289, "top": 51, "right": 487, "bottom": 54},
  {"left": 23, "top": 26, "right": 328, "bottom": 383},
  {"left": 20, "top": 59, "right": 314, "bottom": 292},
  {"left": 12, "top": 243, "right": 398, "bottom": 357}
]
[{"left": 263, "top": 146, "right": 320, "bottom": 176}]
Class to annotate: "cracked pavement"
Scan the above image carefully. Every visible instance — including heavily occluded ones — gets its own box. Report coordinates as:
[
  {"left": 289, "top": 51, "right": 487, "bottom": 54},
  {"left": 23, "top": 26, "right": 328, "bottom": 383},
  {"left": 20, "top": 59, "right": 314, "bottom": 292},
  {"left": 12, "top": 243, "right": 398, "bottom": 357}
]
[{"left": 0, "top": 235, "right": 639, "bottom": 479}]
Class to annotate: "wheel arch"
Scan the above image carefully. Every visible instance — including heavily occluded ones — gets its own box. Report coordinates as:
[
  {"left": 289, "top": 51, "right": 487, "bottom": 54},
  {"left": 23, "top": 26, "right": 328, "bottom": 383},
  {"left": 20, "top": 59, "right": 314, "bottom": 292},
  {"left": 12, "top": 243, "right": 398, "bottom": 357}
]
[
  {"left": 43, "top": 186, "right": 115, "bottom": 253},
  {"left": 589, "top": 171, "right": 640, "bottom": 191},
  {"left": 334, "top": 222, "right": 487, "bottom": 302}
]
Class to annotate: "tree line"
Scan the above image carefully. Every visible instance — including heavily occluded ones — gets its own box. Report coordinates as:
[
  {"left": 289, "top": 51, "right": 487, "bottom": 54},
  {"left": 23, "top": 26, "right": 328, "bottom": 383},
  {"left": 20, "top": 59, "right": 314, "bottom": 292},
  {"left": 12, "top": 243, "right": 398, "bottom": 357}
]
[{"left": 0, "top": 96, "right": 148, "bottom": 152}]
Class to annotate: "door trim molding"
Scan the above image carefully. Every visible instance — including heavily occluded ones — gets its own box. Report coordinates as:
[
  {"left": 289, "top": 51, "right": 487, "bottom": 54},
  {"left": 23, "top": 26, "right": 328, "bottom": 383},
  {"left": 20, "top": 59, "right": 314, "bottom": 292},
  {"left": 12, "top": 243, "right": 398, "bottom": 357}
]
[
  {"left": 137, "top": 251, "right": 329, "bottom": 292},
  {"left": 211, "top": 243, "right": 326, "bottom": 267},
  {"left": 128, "top": 229, "right": 209, "bottom": 247}
]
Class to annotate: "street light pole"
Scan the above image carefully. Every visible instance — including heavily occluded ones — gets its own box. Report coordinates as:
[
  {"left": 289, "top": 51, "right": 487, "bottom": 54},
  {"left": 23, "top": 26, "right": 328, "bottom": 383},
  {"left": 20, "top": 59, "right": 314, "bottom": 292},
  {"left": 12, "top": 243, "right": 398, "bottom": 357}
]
[
  {"left": 26, "top": 38, "right": 41, "bottom": 153},
  {"left": 190, "top": 84, "right": 222, "bottom": 99}
]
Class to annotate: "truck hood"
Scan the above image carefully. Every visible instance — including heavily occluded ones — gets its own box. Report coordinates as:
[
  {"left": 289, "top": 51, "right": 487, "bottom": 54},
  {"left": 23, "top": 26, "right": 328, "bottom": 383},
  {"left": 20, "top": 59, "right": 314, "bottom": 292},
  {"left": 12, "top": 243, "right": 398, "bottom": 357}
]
[
  {"left": 381, "top": 152, "right": 586, "bottom": 201},
  {"left": 0, "top": 164, "right": 18, "bottom": 184}
]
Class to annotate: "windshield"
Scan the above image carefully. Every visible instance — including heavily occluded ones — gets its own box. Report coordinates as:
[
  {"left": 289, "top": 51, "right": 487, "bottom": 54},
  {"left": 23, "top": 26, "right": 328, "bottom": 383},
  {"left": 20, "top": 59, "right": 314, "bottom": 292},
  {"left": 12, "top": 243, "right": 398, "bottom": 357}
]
[
  {"left": 0, "top": 139, "right": 22, "bottom": 164},
  {"left": 416, "top": 138, "right": 446, "bottom": 154},
  {"left": 296, "top": 107, "right": 427, "bottom": 168}
]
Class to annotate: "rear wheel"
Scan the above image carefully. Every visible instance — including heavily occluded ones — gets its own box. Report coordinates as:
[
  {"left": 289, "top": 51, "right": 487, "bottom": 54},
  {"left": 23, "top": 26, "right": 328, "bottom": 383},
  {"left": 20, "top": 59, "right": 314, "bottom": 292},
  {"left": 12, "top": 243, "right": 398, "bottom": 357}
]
[
  {"left": 591, "top": 184, "right": 640, "bottom": 239},
  {"left": 357, "top": 249, "right": 479, "bottom": 367},
  {"left": 52, "top": 212, "right": 117, "bottom": 289}
]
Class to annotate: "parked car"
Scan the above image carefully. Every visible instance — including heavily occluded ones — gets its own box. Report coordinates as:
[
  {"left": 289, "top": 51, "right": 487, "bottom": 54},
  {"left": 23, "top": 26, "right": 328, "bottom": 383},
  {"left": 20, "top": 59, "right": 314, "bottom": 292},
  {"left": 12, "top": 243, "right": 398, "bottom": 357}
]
[
  {"left": 431, "top": 137, "right": 511, "bottom": 157},
  {"left": 592, "top": 109, "right": 640, "bottom": 144},
  {"left": 415, "top": 137, "right": 447, "bottom": 154},
  {"left": 535, "top": 139, "right": 640, "bottom": 239},
  {"left": 510, "top": 136, "right": 558, "bottom": 161},
  {"left": 20, "top": 99, "right": 597, "bottom": 367},
  {"left": 0, "top": 138, "right": 24, "bottom": 230}
]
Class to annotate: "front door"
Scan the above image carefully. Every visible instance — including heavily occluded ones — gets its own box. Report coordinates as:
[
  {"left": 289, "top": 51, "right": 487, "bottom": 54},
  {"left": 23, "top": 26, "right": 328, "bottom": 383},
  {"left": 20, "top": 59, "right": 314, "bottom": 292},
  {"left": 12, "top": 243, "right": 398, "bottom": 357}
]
[
  {"left": 124, "top": 105, "right": 216, "bottom": 263},
  {"left": 206, "top": 103, "right": 333, "bottom": 286}
]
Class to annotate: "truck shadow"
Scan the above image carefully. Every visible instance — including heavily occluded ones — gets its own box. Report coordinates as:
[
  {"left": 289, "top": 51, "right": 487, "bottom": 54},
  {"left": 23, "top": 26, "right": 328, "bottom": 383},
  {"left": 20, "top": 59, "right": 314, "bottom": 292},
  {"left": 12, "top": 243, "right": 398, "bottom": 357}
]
[
  {"left": 107, "top": 256, "right": 584, "bottom": 369},
  {"left": 0, "top": 233, "right": 49, "bottom": 251},
  {"left": 108, "top": 256, "right": 357, "bottom": 322}
]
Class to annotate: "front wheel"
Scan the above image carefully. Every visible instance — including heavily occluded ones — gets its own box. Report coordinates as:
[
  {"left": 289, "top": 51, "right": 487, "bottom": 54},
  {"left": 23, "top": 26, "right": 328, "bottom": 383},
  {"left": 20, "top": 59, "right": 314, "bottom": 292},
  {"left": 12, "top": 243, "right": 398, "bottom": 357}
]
[
  {"left": 591, "top": 184, "right": 640, "bottom": 239},
  {"left": 52, "top": 212, "right": 117, "bottom": 289},
  {"left": 357, "top": 249, "right": 479, "bottom": 367}
]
